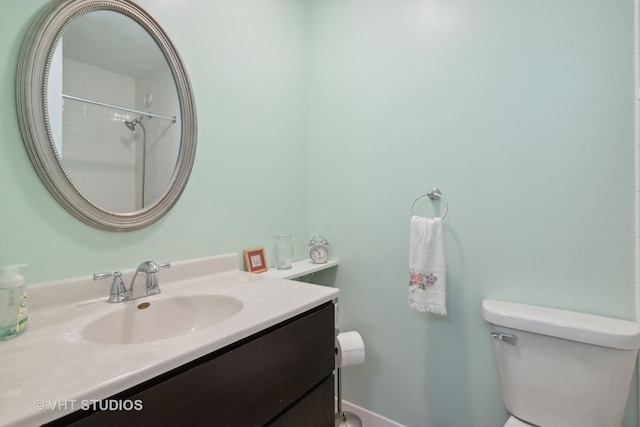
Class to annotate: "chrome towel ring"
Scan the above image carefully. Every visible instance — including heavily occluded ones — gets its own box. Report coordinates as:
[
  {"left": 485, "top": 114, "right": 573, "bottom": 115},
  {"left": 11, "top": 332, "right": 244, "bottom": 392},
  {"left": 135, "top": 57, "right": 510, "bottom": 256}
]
[{"left": 410, "top": 187, "right": 449, "bottom": 219}]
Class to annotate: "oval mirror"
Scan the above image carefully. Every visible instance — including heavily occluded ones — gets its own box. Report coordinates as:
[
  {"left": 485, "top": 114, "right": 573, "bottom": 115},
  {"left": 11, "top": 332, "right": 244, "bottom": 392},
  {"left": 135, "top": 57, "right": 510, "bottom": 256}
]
[{"left": 16, "top": 0, "right": 197, "bottom": 231}]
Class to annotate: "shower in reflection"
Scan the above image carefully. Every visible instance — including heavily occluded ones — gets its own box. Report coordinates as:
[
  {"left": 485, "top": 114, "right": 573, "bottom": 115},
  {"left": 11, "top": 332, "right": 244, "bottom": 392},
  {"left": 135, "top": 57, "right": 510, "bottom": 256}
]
[
  {"left": 124, "top": 116, "right": 145, "bottom": 132},
  {"left": 124, "top": 115, "right": 149, "bottom": 209}
]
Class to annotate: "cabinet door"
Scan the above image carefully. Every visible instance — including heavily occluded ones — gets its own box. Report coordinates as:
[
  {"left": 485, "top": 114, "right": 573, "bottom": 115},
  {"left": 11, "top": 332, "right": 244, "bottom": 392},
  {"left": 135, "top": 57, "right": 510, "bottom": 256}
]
[{"left": 53, "top": 303, "right": 335, "bottom": 427}]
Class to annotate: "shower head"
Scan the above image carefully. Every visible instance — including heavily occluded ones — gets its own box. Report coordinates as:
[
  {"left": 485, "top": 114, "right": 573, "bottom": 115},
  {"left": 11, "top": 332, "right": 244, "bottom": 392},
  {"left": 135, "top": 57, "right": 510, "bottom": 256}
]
[
  {"left": 124, "top": 115, "right": 147, "bottom": 131},
  {"left": 124, "top": 119, "right": 138, "bottom": 131}
]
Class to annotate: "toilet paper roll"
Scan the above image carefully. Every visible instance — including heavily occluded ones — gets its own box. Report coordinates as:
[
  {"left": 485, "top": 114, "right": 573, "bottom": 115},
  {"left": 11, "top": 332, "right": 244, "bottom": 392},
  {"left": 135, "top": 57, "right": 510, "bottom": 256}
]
[{"left": 335, "top": 331, "right": 365, "bottom": 368}]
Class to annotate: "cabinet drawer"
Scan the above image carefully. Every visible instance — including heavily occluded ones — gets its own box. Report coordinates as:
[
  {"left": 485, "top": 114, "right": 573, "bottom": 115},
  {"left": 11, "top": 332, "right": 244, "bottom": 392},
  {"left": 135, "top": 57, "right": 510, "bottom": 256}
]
[{"left": 269, "top": 375, "right": 334, "bottom": 427}]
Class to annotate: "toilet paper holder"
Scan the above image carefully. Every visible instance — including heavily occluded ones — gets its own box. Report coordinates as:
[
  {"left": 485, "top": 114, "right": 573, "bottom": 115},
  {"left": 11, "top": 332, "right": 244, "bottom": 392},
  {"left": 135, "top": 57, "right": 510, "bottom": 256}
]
[
  {"left": 335, "top": 367, "right": 362, "bottom": 427},
  {"left": 335, "top": 331, "right": 365, "bottom": 427}
]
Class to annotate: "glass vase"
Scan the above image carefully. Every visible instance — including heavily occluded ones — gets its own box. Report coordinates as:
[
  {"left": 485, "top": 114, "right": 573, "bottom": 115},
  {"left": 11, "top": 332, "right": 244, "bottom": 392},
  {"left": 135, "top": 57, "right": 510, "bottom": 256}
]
[{"left": 274, "top": 234, "right": 294, "bottom": 270}]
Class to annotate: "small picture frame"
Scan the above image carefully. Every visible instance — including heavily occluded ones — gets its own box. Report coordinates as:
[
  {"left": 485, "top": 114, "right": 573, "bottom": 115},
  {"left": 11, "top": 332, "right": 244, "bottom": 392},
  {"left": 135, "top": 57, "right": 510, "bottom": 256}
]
[{"left": 244, "top": 247, "right": 268, "bottom": 273}]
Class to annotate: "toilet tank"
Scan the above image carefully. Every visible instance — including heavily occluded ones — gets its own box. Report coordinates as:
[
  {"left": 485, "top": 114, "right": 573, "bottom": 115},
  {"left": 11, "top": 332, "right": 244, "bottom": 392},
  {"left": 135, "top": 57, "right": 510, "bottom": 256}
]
[{"left": 482, "top": 299, "right": 640, "bottom": 427}]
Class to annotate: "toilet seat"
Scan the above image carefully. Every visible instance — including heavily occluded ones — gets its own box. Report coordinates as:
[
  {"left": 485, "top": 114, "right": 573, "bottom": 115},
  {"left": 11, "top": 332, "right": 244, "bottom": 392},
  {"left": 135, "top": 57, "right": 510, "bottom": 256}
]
[{"left": 503, "top": 415, "right": 535, "bottom": 427}]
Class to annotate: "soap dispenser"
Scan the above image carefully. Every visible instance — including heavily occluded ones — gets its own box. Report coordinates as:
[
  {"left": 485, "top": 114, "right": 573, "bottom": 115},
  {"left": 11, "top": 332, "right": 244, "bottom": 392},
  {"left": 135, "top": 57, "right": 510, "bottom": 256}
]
[{"left": 0, "top": 264, "right": 28, "bottom": 340}]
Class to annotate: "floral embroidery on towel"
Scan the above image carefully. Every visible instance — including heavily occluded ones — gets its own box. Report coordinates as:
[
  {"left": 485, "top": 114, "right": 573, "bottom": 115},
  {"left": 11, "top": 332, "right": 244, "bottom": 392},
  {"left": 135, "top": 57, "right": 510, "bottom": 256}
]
[{"left": 409, "top": 271, "right": 438, "bottom": 290}]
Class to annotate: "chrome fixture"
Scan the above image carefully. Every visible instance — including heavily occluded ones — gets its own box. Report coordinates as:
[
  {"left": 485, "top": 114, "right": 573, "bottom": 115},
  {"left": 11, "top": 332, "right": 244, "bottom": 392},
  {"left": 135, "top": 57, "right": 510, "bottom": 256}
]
[
  {"left": 93, "top": 261, "right": 170, "bottom": 303},
  {"left": 131, "top": 261, "right": 170, "bottom": 297},
  {"left": 335, "top": 366, "right": 362, "bottom": 427},
  {"left": 63, "top": 94, "right": 176, "bottom": 123},
  {"left": 124, "top": 115, "right": 149, "bottom": 132},
  {"left": 410, "top": 187, "right": 449, "bottom": 219},
  {"left": 124, "top": 116, "right": 142, "bottom": 132},
  {"left": 124, "top": 115, "right": 149, "bottom": 208},
  {"left": 490, "top": 332, "right": 518, "bottom": 345},
  {"left": 93, "top": 271, "right": 128, "bottom": 303}
]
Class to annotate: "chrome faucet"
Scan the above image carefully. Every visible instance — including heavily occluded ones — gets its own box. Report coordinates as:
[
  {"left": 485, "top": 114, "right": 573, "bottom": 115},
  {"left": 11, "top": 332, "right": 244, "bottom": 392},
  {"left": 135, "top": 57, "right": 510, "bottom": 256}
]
[
  {"left": 131, "top": 261, "right": 166, "bottom": 297},
  {"left": 93, "top": 271, "right": 128, "bottom": 303},
  {"left": 94, "top": 261, "right": 170, "bottom": 303}
]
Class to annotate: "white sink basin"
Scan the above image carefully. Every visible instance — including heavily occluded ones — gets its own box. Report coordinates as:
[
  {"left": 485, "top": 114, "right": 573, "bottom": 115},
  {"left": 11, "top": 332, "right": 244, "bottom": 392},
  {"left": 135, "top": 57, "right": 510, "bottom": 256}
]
[{"left": 82, "top": 295, "right": 243, "bottom": 344}]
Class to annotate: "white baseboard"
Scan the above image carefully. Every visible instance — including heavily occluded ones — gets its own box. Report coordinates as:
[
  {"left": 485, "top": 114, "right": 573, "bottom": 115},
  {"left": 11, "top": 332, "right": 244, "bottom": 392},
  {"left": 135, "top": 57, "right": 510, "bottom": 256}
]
[{"left": 337, "top": 399, "right": 406, "bottom": 427}]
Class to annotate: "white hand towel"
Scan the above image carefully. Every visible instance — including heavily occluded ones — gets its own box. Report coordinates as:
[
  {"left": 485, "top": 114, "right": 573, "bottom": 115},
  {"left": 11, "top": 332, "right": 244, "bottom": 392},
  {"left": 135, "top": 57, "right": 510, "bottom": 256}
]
[{"left": 409, "top": 215, "right": 446, "bottom": 315}]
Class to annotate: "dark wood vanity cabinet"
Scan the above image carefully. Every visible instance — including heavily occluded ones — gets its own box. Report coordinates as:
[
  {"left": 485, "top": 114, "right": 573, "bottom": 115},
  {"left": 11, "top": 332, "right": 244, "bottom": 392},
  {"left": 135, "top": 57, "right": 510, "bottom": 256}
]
[{"left": 48, "top": 302, "right": 335, "bottom": 427}]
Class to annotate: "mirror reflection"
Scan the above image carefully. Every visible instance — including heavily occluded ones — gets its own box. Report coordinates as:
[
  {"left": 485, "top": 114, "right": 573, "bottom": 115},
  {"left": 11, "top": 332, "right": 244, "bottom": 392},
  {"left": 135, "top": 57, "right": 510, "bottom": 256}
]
[{"left": 47, "top": 11, "right": 181, "bottom": 213}]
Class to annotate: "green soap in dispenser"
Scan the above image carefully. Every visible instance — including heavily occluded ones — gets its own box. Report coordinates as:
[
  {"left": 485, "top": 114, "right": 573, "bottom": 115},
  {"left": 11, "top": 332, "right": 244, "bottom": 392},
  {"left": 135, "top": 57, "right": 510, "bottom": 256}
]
[{"left": 0, "top": 264, "right": 28, "bottom": 340}]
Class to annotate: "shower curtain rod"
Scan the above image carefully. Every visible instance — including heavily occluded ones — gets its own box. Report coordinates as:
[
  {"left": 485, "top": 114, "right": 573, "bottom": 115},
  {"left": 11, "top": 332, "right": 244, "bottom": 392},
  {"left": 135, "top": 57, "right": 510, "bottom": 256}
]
[{"left": 62, "top": 94, "right": 177, "bottom": 123}]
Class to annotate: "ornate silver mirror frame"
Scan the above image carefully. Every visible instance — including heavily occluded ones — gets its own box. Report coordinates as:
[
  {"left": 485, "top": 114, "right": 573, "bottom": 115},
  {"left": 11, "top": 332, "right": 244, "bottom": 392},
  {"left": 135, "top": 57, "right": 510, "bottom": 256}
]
[{"left": 16, "top": 0, "right": 197, "bottom": 231}]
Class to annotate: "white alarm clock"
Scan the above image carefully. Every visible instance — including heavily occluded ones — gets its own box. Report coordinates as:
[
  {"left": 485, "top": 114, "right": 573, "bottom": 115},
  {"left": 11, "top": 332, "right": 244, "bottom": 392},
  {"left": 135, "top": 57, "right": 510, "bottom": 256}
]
[{"left": 309, "top": 235, "right": 329, "bottom": 264}]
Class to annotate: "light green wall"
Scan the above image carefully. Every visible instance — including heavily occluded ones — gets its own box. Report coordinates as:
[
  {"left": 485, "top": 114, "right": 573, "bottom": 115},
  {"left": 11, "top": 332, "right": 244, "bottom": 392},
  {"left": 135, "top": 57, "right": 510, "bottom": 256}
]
[
  {"left": 0, "top": 0, "right": 309, "bottom": 283},
  {"left": 307, "top": 0, "right": 637, "bottom": 426},
  {"left": 0, "top": 1, "right": 637, "bottom": 426}
]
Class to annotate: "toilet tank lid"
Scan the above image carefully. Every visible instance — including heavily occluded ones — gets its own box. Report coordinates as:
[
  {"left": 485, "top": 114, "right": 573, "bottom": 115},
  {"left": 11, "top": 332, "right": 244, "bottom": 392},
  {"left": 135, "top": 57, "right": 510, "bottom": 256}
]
[{"left": 482, "top": 299, "right": 640, "bottom": 350}]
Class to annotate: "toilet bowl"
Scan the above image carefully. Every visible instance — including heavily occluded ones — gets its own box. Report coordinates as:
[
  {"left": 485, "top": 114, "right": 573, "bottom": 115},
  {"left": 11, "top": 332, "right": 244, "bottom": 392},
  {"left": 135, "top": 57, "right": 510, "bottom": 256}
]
[{"left": 482, "top": 299, "right": 640, "bottom": 427}]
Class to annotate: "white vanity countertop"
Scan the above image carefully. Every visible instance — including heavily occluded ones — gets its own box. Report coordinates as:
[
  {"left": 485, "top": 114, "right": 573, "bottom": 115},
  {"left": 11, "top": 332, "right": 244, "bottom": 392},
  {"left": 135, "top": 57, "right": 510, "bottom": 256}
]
[{"left": 0, "top": 253, "right": 339, "bottom": 427}]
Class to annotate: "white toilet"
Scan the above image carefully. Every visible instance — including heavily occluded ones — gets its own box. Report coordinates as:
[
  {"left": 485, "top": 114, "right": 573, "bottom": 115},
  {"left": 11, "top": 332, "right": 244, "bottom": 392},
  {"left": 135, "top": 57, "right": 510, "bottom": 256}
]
[{"left": 482, "top": 299, "right": 640, "bottom": 427}]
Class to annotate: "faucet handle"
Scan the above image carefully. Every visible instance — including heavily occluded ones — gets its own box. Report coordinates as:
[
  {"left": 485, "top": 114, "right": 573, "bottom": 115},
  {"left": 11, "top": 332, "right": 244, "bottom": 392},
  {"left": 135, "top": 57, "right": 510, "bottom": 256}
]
[
  {"left": 93, "top": 271, "right": 130, "bottom": 303},
  {"left": 93, "top": 271, "right": 119, "bottom": 281},
  {"left": 158, "top": 262, "right": 171, "bottom": 269}
]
